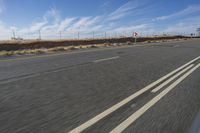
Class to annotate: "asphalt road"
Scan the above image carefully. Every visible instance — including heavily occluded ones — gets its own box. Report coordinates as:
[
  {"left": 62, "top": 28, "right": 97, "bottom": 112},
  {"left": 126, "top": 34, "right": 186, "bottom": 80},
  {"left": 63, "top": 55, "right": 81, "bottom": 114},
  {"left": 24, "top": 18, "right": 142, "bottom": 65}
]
[{"left": 0, "top": 39, "right": 200, "bottom": 133}]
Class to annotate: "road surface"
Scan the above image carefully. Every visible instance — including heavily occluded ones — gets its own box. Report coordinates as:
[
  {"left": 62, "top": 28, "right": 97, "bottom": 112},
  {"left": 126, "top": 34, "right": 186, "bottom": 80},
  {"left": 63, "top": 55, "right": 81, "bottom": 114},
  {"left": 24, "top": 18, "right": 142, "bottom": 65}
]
[{"left": 0, "top": 40, "right": 200, "bottom": 133}]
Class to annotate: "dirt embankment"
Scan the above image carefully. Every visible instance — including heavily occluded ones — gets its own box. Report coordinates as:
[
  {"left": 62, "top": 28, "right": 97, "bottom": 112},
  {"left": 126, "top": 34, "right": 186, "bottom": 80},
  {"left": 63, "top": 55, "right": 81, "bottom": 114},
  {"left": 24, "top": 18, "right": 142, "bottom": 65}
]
[{"left": 0, "top": 36, "right": 193, "bottom": 51}]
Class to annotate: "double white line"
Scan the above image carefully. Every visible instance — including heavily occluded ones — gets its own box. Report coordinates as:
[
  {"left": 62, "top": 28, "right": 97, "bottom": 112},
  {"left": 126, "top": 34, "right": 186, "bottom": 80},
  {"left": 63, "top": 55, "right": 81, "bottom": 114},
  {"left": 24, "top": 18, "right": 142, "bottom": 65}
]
[
  {"left": 69, "top": 56, "right": 200, "bottom": 133},
  {"left": 111, "top": 63, "right": 200, "bottom": 132}
]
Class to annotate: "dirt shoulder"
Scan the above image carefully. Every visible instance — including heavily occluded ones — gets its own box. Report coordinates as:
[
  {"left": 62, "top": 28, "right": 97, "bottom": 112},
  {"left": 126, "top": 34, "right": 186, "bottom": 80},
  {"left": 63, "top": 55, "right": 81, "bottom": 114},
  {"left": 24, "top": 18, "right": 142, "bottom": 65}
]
[{"left": 0, "top": 36, "right": 199, "bottom": 57}]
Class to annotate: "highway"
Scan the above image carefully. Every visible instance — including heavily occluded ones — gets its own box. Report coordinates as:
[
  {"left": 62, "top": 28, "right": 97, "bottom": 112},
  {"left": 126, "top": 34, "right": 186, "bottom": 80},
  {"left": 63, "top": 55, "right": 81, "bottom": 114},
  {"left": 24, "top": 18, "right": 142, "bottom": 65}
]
[{"left": 0, "top": 40, "right": 200, "bottom": 133}]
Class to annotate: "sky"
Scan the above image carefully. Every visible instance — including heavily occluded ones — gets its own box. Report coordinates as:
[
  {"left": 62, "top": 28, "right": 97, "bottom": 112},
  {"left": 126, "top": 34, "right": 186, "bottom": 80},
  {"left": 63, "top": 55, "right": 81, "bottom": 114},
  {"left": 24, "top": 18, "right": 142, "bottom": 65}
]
[{"left": 0, "top": 0, "right": 200, "bottom": 39}]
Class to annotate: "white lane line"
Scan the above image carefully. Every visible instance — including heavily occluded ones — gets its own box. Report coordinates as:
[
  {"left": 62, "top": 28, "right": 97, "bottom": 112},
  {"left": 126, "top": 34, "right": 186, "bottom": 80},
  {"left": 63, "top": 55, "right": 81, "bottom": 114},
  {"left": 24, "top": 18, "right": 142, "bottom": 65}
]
[
  {"left": 68, "top": 56, "right": 200, "bottom": 133},
  {"left": 110, "top": 63, "right": 200, "bottom": 133},
  {"left": 151, "top": 64, "right": 194, "bottom": 93},
  {"left": 0, "top": 74, "right": 41, "bottom": 84},
  {"left": 0, "top": 68, "right": 67, "bottom": 85},
  {"left": 93, "top": 56, "right": 120, "bottom": 63}
]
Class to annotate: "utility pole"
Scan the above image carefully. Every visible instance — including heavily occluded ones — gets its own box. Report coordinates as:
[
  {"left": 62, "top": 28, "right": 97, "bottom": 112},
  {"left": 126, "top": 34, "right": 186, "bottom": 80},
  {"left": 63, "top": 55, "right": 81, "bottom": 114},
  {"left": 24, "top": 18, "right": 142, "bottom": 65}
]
[
  {"left": 124, "top": 31, "right": 127, "bottom": 37},
  {"left": 78, "top": 31, "right": 80, "bottom": 39},
  {"left": 115, "top": 32, "right": 117, "bottom": 38},
  {"left": 38, "top": 30, "right": 41, "bottom": 40},
  {"left": 92, "top": 31, "right": 95, "bottom": 39},
  {"left": 59, "top": 31, "right": 62, "bottom": 40},
  {"left": 197, "top": 27, "right": 200, "bottom": 36},
  {"left": 133, "top": 32, "right": 138, "bottom": 44},
  {"left": 12, "top": 30, "right": 16, "bottom": 39},
  {"left": 105, "top": 32, "right": 107, "bottom": 38}
]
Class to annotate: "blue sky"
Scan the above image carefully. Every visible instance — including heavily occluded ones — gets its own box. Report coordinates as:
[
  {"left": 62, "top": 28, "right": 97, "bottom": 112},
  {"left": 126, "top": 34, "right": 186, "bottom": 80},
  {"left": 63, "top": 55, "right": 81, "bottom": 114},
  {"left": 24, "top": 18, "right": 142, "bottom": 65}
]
[{"left": 0, "top": 0, "right": 200, "bottom": 39}]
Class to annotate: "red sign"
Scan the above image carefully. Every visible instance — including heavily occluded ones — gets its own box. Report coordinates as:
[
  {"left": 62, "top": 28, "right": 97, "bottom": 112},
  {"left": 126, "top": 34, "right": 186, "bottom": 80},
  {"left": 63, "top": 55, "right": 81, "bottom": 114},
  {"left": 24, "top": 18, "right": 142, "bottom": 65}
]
[{"left": 133, "top": 32, "right": 138, "bottom": 37}]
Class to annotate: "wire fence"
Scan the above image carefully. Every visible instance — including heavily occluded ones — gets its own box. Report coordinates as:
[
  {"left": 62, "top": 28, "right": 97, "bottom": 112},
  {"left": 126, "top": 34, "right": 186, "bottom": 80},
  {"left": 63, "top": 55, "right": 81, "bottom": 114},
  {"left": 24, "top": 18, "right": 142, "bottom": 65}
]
[{"left": 0, "top": 30, "right": 198, "bottom": 41}]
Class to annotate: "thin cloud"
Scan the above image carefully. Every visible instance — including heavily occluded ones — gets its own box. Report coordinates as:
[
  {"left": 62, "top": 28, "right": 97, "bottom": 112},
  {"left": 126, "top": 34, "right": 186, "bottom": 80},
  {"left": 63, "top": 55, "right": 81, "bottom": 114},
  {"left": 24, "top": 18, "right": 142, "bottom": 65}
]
[
  {"left": 100, "top": 0, "right": 115, "bottom": 13},
  {"left": 30, "top": 21, "right": 47, "bottom": 32},
  {"left": 162, "top": 16, "right": 200, "bottom": 34},
  {"left": 108, "top": 1, "right": 138, "bottom": 20},
  {"left": 101, "top": 0, "right": 111, "bottom": 9},
  {"left": 0, "top": 0, "right": 5, "bottom": 14},
  {"left": 17, "top": 8, "right": 60, "bottom": 35},
  {"left": 0, "top": 21, "right": 16, "bottom": 39},
  {"left": 0, "top": 2, "right": 199, "bottom": 40},
  {"left": 112, "top": 24, "right": 150, "bottom": 34},
  {"left": 107, "top": 0, "right": 152, "bottom": 21},
  {"left": 43, "top": 7, "right": 61, "bottom": 23},
  {"left": 58, "top": 18, "right": 77, "bottom": 31},
  {"left": 155, "top": 4, "right": 200, "bottom": 21},
  {"left": 67, "top": 16, "right": 102, "bottom": 32}
]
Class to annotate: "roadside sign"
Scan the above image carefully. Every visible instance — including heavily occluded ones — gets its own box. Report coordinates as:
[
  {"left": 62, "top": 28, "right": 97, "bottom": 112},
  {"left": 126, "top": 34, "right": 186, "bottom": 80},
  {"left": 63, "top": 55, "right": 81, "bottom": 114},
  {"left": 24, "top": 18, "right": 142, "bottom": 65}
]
[
  {"left": 133, "top": 32, "right": 139, "bottom": 44},
  {"left": 133, "top": 32, "right": 138, "bottom": 37}
]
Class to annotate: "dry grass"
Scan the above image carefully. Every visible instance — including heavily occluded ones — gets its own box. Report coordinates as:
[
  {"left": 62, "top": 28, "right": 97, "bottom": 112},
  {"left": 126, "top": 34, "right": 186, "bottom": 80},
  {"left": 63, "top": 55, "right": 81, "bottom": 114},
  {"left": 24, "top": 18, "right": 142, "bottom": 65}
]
[
  {"left": 0, "top": 51, "right": 14, "bottom": 56},
  {"left": 0, "top": 44, "right": 115, "bottom": 57},
  {"left": 0, "top": 37, "right": 191, "bottom": 57}
]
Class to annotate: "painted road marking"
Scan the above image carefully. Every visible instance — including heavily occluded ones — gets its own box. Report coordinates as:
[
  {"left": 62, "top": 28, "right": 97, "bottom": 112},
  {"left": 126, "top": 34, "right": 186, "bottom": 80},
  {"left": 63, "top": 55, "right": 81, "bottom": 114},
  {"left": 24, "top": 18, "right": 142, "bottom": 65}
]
[
  {"left": 0, "top": 45, "right": 132, "bottom": 62},
  {"left": 110, "top": 63, "right": 200, "bottom": 133},
  {"left": 68, "top": 56, "right": 200, "bottom": 133},
  {"left": 0, "top": 68, "right": 68, "bottom": 85},
  {"left": 0, "top": 55, "right": 117, "bottom": 84},
  {"left": 93, "top": 56, "right": 120, "bottom": 63},
  {"left": 151, "top": 64, "right": 194, "bottom": 93}
]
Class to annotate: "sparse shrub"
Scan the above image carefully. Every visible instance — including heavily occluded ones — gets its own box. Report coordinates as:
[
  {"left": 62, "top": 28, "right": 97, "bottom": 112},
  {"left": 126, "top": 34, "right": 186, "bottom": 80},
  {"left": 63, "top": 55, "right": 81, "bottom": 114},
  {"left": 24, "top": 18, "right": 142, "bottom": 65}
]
[
  {"left": 35, "top": 49, "right": 45, "bottom": 54},
  {"left": 69, "top": 46, "right": 78, "bottom": 50},
  {"left": 126, "top": 41, "right": 132, "bottom": 45},
  {"left": 4, "top": 51, "right": 14, "bottom": 56},
  {"left": 52, "top": 47, "right": 66, "bottom": 52},
  {"left": 90, "top": 45, "right": 98, "bottom": 48},
  {"left": 104, "top": 43, "right": 111, "bottom": 46}
]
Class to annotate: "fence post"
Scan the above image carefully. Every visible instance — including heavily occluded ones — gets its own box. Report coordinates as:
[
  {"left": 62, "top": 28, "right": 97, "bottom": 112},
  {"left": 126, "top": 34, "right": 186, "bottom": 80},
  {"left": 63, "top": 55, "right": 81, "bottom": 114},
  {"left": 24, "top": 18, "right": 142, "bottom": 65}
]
[
  {"left": 59, "top": 31, "right": 62, "bottom": 40},
  {"left": 78, "top": 31, "right": 80, "bottom": 39},
  {"left": 135, "top": 36, "right": 137, "bottom": 44},
  {"left": 12, "top": 30, "right": 16, "bottom": 39},
  {"left": 38, "top": 30, "right": 41, "bottom": 40}
]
